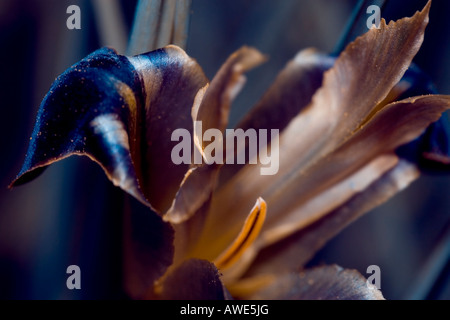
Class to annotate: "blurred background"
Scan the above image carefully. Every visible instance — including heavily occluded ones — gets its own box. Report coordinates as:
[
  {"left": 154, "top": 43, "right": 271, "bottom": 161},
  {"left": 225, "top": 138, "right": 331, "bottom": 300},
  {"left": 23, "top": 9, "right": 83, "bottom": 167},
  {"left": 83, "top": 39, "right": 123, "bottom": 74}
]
[{"left": 0, "top": 0, "right": 448, "bottom": 299}]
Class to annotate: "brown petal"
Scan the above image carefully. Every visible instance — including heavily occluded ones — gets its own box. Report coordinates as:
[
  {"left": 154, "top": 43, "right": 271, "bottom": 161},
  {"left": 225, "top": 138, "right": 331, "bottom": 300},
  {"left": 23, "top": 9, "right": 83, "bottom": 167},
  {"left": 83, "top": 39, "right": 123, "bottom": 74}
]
[
  {"left": 248, "top": 265, "right": 384, "bottom": 300},
  {"left": 151, "top": 259, "right": 228, "bottom": 300}
]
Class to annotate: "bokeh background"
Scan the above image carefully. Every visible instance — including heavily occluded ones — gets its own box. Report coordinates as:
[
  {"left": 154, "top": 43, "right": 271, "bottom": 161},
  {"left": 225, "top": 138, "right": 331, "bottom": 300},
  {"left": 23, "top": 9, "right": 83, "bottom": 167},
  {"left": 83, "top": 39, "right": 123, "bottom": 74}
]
[{"left": 0, "top": 0, "right": 448, "bottom": 299}]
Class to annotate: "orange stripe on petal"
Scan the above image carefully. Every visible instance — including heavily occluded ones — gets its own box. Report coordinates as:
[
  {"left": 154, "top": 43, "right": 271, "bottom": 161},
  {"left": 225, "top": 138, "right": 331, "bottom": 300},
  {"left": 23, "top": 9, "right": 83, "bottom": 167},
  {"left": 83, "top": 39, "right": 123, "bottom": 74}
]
[{"left": 214, "top": 197, "right": 266, "bottom": 270}]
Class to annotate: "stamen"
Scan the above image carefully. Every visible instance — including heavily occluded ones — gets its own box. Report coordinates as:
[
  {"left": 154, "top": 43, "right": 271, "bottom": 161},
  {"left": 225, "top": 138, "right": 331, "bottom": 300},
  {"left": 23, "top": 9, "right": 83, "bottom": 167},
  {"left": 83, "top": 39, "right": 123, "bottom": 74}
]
[{"left": 214, "top": 197, "right": 266, "bottom": 270}]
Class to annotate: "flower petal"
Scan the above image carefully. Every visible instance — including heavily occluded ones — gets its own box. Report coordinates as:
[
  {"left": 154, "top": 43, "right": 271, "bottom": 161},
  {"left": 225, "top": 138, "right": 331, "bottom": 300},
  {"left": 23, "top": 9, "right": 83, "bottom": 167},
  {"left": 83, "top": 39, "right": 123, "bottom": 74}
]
[
  {"left": 123, "top": 196, "right": 175, "bottom": 299},
  {"left": 249, "top": 265, "right": 384, "bottom": 300},
  {"left": 195, "top": 46, "right": 267, "bottom": 142},
  {"left": 151, "top": 259, "right": 228, "bottom": 300},
  {"left": 122, "top": 45, "right": 209, "bottom": 213},
  {"left": 222, "top": 94, "right": 450, "bottom": 279},
  {"left": 10, "top": 45, "right": 209, "bottom": 218},
  {"left": 243, "top": 159, "right": 419, "bottom": 277},
  {"left": 379, "top": 64, "right": 450, "bottom": 170},
  {"left": 10, "top": 47, "right": 146, "bottom": 204},
  {"left": 164, "top": 47, "right": 266, "bottom": 223},
  {"left": 273, "top": 0, "right": 430, "bottom": 182},
  {"left": 260, "top": 95, "right": 450, "bottom": 245},
  {"left": 218, "top": 48, "right": 334, "bottom": 184},
  {"left": 198, "top": 2, "right": 435, "bottom": 260}
]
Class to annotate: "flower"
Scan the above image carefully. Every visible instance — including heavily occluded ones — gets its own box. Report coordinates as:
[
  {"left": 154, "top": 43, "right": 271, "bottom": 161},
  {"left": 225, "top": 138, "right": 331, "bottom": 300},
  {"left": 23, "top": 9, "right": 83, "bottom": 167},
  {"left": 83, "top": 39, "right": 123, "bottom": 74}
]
[{"left": 10, "top": 1, "right": 450, "bottom": 299}]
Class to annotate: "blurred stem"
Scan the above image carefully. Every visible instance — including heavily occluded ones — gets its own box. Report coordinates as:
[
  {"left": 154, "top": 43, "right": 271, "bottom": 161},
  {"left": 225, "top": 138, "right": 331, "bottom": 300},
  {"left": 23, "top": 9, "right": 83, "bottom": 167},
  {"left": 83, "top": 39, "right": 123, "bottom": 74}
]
[
  {"left": 92, "top": 0, "right": 128, "bottom": 54},
  {"left": 333, "top": 0, "right": 389, "bottom": 55},
  {"left": 173, "top": 0, "right": 192, "bottom": 49},
  {"left": 127, "top": 0, "right": 192, "bottom": 56},
  {"left": 156, "top": 0, "right": 177, "bottom": 49},
  {"left": 127, "top": 0, "right": 162, "bottom": 55}
]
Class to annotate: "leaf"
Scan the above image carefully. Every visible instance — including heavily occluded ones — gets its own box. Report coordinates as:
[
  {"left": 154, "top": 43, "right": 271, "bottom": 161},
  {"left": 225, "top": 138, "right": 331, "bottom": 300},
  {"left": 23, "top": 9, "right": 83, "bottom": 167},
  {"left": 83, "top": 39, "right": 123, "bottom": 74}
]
[{"left": 249, "top": 265, "right": 384, "bottom": 300}]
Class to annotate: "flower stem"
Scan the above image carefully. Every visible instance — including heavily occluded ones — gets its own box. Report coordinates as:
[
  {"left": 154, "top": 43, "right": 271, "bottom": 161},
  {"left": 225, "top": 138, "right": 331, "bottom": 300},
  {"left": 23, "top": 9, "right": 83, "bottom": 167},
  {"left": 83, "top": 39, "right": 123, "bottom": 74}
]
[{"left": 127, "top": 0, "right": 192, "bottom": 56}]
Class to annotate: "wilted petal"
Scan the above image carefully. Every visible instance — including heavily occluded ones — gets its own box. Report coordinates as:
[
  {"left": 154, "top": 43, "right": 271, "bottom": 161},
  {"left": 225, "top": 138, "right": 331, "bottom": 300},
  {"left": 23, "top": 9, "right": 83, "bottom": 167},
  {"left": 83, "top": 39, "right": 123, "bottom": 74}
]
[
  {"left": 151, "top": 259, "right": 228, "bottom": 300},
  {"left": 195, "top": 46, "right": 267, "bottom": 141},
  {"left": 249, "top": 265, "right": 384, "bottom": 300}
]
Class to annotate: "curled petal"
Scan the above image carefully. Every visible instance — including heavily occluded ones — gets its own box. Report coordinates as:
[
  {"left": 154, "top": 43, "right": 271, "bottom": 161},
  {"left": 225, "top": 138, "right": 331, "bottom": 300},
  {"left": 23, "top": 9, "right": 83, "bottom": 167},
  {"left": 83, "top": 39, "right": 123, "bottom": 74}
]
[
  {"left": 11, "top": 45, "right": 209, "bottom": 219},
  {"left": 195, "top": 46, "right": 267, "bottom": 142},
  {"left": 378, "top": 64, "right": 450, "bottom": 171},
  {"left": 11, "top": 47, "right": 146, "bottom": 204}
]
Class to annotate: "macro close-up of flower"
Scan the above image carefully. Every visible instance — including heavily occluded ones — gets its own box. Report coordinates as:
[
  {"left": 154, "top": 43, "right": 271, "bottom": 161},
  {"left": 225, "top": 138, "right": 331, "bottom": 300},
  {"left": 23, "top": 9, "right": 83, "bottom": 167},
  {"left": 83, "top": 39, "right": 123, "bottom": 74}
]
[{"left": 1, "top": 0, "right": 449, "bottom": 301}]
